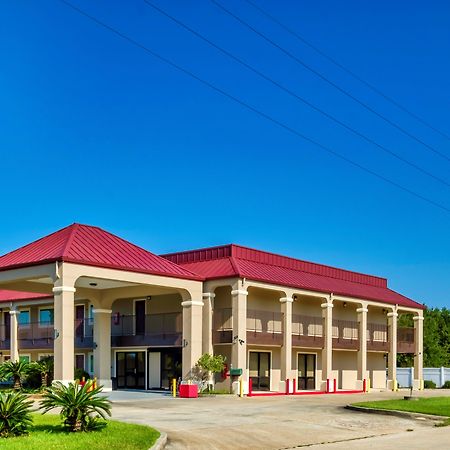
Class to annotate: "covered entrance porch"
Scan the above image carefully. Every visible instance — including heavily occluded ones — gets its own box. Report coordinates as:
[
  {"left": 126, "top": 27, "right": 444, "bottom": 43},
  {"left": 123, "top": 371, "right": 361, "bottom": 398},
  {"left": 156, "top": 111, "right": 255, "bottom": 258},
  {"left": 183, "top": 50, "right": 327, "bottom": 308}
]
[{"left": 0, "top": 224, "right": 204, "bottom": 390}]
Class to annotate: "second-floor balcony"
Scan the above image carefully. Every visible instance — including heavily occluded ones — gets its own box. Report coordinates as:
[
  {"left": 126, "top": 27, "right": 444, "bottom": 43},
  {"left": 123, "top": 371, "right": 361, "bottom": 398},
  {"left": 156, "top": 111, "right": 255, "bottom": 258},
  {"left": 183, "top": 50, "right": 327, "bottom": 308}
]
[
  {"left": 111, "top": 312, "right": 182, "bottom": 347},
  {"left": 292, "top": 314, "right": 324, "bottom": 348},
  {"left": 212, "top": 309, "right": 415, "bottom": 353},
  {"left": 0, "top": 318, "right": 94, "bottom": 350}
]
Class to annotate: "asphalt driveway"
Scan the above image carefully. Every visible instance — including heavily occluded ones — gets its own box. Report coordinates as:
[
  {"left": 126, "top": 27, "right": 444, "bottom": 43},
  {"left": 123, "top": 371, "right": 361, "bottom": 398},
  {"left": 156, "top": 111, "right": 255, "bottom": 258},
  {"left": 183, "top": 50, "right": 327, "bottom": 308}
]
[{"left": 108, "top": 390, "right": 450, "bottom": 449}]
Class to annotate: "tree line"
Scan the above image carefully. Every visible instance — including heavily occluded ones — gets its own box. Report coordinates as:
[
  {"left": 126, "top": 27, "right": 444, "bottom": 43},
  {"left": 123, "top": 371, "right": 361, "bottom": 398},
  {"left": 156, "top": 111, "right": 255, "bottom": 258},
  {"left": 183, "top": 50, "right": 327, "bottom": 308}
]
[{"left": 398, "top": 307, "right": 450, "bottom": 367}]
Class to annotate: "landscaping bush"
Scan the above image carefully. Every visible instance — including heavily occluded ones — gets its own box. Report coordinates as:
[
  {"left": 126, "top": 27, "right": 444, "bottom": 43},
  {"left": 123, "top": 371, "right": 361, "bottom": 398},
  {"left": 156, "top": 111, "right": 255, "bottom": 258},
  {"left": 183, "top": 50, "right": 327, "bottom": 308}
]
[
  {"left": 0, "top": 391, "right": 33, "bottom": 438},
  {"left": 32, "top": 357, "right": 54, "bottom": 387},
  {"left": 424, "top": 380, "right": 437, "bottom": 389},
  {"left": 74, "top": 368, "right": 91, "bottom": 382},
  {"left": 0, "top": 361, "right": 31, "bottom": 390},
  {"left": 40, "top": 381, "right": 111, "bottom": 432},
  {"left": 441, "top": 381, "right": 450, "bottom": 389},
  {"left": 194, "top": 353, "right": 226, "bottom": 392}
]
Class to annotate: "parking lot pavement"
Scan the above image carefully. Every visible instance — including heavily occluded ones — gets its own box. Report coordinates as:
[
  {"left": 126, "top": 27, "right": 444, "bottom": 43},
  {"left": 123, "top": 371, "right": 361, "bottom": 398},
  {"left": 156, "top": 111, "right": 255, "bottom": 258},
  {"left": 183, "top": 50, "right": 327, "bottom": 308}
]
[
  {"left": 305, "top": 427, "right": 450, "bottom": 450},
  {"left": 108, "top": 390, "right": 450, "bottom": 449}
]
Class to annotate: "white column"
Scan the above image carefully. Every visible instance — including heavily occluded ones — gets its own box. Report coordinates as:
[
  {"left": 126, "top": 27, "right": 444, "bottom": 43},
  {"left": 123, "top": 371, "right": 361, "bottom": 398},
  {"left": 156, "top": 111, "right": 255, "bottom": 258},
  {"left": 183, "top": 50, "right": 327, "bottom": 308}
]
[
  {"left": 9, "top": 309, "right": 20, "bottom": 362},
  {"left": 357, "top": 307, "right": 368, "bottom": 391},
  {"left": 280, "top": 296, "right": 293, "bottom": 391},
  {"left": 387, "top": 311, "right": 398, "bottom": 391},
  {"left": 181, "top": 299, "right": 203, "bottom": 379},
  {"left": 93, "top": 308, "right": 112, "bottom": 390},
  {"left": 321, "top": 300, "right": 333, "bottom": 391},
  {"left": 53, "top": 283, "right": 76, "bottom": 384},
  {"left": 202, "top": 293, "right": 215, "bottom": 355},
  {"left": 413, "top": 314, "right": 424, "bottom": 390},
  {"left": 231, "top": 289, "right": 248, "bottom": 373}
]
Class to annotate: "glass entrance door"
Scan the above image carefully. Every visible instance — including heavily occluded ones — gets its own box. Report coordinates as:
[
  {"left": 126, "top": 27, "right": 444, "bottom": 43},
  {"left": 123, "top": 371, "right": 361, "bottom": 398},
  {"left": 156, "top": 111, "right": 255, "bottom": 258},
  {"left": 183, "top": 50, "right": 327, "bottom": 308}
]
[
  {"left": 116, "top": 351, "right": 146, "bottom": 389},
  {"left": 249, "top": 351, "right": 271, "bottom": 391},
  {"left": 297, "top": 353, "right": 316, "bottom": 390}
]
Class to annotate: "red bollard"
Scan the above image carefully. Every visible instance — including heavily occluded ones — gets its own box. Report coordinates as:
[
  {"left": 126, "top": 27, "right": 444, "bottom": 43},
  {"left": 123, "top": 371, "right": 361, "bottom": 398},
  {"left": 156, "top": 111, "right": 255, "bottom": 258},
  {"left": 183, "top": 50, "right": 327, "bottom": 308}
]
[
  {"left": 293, "top": 378, "right": 296, "bottom": 393},
  {"left": 363, "top": 378, "right": 367, "bottom": 392},
  {"left": 285, "top": 379, "right": 290, "bottom": 395},
  {"left": 248, "top": 378, "right": 253, "bottom": 397},
  {"left": 333, "top": 378, "right": 337, "bottom": 393}
]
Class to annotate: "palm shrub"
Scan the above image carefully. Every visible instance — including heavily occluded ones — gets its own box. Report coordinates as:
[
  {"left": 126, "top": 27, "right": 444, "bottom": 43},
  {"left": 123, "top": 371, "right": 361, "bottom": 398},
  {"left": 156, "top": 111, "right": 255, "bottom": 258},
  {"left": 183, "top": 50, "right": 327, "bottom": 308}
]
[
  {"left": 0, "top": 360, "right": 31, "bottom": 390},
  {"left": 40, "top": 381, "right": 111, "bottom": 432},
  {"left": 32, "top": 357, "right": 54, "bottom": 387},
  {"left": 0, "top": 391, "right": 33, "bottom": 438}
]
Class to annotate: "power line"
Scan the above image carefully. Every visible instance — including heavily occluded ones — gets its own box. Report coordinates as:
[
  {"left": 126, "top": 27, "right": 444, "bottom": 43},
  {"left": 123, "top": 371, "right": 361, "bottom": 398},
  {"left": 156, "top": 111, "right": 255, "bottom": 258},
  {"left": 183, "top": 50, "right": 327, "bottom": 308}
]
[
  {"left": 142, "top": 0, "right": 450, "bottom": 190},
  {"left": 56, "top": 0, "right": 450, "bottom": 215},
  {"left": 243, "top": 0, "right": 450, "bottom": 142},
  {"left": 209, "top": 0, "right": 450, "bottom": 164}
]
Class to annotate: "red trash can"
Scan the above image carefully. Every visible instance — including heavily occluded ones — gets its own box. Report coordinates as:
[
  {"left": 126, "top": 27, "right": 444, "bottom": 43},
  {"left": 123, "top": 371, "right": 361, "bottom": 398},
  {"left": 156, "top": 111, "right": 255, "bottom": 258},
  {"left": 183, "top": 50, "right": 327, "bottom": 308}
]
[{"left": 179, "top": 384, "right": 198, "bottom": 398}]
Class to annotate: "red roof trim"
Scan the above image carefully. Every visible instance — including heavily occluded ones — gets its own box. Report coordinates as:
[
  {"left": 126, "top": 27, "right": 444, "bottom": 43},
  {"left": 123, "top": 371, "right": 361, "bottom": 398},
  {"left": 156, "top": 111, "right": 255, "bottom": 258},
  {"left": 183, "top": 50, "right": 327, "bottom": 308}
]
[{"left": 0, "top": 290, "right": 53, "bottom": 303}]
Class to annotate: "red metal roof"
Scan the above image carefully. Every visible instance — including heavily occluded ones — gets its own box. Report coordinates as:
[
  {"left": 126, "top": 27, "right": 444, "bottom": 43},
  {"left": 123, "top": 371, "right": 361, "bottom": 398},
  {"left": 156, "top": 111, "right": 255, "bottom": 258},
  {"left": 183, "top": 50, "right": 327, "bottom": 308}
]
[
  {"left": 0, "top": 290, "right": 52, "bottom": 304},
  {"left": 163, "top": 244, "right": 424, "bottom": 309},
  {"left": 0, "top": 224, "right": 202, "bottom": 281}
]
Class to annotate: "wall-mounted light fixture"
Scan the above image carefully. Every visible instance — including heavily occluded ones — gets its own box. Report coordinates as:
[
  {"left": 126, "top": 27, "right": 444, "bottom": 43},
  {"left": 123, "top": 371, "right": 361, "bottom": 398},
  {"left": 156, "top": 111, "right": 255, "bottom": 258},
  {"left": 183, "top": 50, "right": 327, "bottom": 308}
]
[
  {"left": 182, "top": 339, "right": 188, "bottom": 348},
  {"left": 89, "top": 282, "right": 98, "bottom": 287},
  {"left": 232, "top": 336, "right": 245, "bottom": 345},
  {"left": 53, "top": 329, "right": 60, "bottom": 339},
  {"left": 146, "top": 296, "right": 152, "bottom": 301},
  {"left": 93, "top": 342, "right": 98, "bottom": 349},
  {"left": 343, "top": 302, "right": 347, "bottom": 308}
]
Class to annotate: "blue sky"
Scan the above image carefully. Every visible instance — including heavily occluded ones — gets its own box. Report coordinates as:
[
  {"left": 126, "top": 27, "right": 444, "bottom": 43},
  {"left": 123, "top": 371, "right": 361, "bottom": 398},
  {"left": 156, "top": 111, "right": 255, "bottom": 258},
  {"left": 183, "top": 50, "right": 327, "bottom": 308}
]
[{"left": 1, "top": 0, "right": 449, "bottom": 307}]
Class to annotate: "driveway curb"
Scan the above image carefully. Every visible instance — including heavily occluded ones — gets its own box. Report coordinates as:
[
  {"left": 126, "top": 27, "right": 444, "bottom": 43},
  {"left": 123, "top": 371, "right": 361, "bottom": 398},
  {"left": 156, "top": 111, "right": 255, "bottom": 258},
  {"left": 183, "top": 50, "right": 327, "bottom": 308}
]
[
  {"left": 150, "top": 431, "right": 167, "bottom": 450},
  {"left": 345, "top": 404, "right": 445, "bottom": 422}
]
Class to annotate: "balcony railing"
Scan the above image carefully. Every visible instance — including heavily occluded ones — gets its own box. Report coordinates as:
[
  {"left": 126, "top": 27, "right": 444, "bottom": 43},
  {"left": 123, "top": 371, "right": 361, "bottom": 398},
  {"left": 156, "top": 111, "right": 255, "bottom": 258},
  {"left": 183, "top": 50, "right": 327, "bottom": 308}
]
[
  {"left": 110, "top": 313, "right": 182, "bottom": 347},
  {"left": 213, "top": 308, "right": 233, "bottom": 344},
  {"left": 246, "top": 309, "right": 283, "bottom": 345},
  {"left": 367, "top": 323, "right": 388, "bottom": 351},
  {"left": 292, "top": 314, "right": 324, "bottom": 348},
  {"left": 397, "top": 327, "right": 415, "bottom": 353},
  {"left": 10, "top": 319, "right": 94, "bottom": 349},
  {"left": 332, "top": 319, "right": 359, "bottom": 350}
]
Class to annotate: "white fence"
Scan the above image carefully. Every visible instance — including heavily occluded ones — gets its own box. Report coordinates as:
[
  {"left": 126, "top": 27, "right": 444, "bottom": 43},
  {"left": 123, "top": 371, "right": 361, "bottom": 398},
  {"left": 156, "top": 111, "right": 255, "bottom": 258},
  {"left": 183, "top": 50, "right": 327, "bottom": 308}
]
[{"left": 397, "top": 367, "right": 450, "bottom": 388}]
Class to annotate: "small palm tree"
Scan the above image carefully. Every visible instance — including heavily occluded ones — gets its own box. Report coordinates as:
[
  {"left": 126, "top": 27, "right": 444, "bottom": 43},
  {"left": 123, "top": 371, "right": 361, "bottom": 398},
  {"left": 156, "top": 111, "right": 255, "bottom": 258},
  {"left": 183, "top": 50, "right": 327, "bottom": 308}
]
[
  {"left": 0, "top": 360, "right": 30, "bottom": 390},
  {"left": 0, "top": 391, "right": 33, "bottom": 438},
  {"left": 32, "top": 357, "right": 54, "bottom": 387},
  {"left": 40, "top": 381, "right": 111, "bottom": 432}
]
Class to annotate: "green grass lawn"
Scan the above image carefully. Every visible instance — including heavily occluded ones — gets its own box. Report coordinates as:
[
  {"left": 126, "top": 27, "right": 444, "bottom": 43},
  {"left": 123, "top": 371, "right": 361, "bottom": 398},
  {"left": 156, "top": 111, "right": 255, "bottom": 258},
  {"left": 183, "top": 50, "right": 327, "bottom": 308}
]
[
  {"left": 353, "top": 396, "right": 450, "bottom": 417},
  {"left": 2, "top": 413, "right": 160, "bottom": 449}
]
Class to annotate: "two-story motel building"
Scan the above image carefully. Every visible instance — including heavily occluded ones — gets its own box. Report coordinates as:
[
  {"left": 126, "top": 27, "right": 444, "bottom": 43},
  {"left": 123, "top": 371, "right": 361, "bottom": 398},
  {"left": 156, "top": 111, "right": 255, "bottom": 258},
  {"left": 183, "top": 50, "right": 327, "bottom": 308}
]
[{"left": 0, "top": 224, "right": 424, "bottom": 392}]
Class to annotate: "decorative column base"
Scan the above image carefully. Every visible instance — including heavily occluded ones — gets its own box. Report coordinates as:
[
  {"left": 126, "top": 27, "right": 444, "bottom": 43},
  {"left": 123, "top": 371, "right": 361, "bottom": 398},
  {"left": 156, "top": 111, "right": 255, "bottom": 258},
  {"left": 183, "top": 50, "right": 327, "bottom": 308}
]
[
  {"left": 96, "top": 379, "right": 113, "bottom": 391},
  {"left": 412, "top": 379, "right": 423, "bottom": 391},
  {"left": 387, "top": 379, "right": 398, "bottom": 391}
]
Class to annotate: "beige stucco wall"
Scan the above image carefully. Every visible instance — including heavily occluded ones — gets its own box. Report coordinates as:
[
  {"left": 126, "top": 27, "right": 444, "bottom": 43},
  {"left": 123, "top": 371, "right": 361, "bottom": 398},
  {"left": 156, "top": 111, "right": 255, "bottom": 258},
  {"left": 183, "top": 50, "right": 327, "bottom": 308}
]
[
  {"left": 333, "top": 350, "right": 358, "bottom": 389},
  {"left": 292, "top": 296, "right": 322, "bottom": 316},
  {"left": 111, "top": 293, "right": 182, "bottom": 315},
  {"left": 247, "top": 288, "right": 281, "bottom": 312},
  {"left": 368, "top": 352, "right": 386, "bottom": 389},
  {"left": 214, "top": 286, "right": 232, "bottom": 309}
]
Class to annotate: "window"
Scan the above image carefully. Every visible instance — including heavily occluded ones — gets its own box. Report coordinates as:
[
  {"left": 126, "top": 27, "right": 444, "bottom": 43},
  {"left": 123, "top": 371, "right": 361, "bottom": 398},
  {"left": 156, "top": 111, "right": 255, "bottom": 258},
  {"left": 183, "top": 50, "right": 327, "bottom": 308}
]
[
  {"left": 17, "top": 310, "right": 30, "bottom": 326},
  {"left": 89, "top": 354, "right": 94, "bottom": 374},
  {"left": 39, "top": 308, "right": 54, "bottom": 325},
  {"left": 19, "top": 355, "right": 30, "bottom": 363}
]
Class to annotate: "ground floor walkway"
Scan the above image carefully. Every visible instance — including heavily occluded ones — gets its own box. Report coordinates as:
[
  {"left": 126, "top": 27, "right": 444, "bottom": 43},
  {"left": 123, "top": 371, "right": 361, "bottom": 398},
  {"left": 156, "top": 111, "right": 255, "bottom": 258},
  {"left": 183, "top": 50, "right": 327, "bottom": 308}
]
[{"left": 107, "top": 389, "right": 450, "bottom": 449}]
